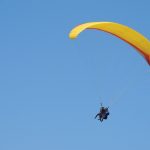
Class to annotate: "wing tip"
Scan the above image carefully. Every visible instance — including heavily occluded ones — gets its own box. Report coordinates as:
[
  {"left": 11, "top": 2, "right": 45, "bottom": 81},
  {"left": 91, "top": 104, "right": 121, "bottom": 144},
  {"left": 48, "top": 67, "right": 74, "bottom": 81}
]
[
  {"left": 144, "top": 55, "right": 150, "bottom": 66},
  {"left": 69, "top": 33, "right": 78, "bottom": 39}
]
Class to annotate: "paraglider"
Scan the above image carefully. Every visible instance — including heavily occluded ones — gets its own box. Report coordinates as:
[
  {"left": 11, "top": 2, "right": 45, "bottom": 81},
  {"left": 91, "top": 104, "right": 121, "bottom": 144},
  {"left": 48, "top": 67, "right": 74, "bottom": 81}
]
[
  {"left": 69, "top": 22, "right": 150, "bottom": 65},
  {"left": 95, "top": 104, "right": 110, "bottom": 122},
  {"left": 69, "top": 21, "right": 150, "bottom": 123}
]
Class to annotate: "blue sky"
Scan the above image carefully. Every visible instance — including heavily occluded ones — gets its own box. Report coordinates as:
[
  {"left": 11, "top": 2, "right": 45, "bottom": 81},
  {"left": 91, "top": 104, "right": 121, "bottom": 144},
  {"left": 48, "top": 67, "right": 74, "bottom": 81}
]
[{"left": 0, "top": 0, "right": 150, "bottom": 149}]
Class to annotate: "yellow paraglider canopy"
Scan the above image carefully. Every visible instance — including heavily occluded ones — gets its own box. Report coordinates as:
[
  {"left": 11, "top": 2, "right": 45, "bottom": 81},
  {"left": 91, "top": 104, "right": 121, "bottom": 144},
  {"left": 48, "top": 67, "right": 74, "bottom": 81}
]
[{"left": 69, "top": 22, "right": 150, "bottom": 65}]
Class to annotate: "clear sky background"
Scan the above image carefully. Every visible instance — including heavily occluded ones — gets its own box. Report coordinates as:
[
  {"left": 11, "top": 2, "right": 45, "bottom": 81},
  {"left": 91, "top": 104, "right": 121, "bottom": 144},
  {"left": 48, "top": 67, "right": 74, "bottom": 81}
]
[{"left": 0, "top": 0, "right": 150, "bottom": 150}]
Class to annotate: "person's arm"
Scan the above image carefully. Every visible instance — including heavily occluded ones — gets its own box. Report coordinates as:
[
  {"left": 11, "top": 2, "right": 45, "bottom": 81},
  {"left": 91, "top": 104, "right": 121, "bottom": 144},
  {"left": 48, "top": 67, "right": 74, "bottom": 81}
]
[{"left": 95, "top": 113, "right": 99, "bottom": 119}]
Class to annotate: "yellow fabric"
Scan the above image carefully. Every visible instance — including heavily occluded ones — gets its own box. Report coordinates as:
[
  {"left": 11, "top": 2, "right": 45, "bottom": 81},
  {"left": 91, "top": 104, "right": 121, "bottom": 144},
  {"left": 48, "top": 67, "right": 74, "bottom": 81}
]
[{"left": 69, "top": 22, "right": 150, "bottom": 64}]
